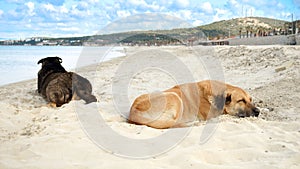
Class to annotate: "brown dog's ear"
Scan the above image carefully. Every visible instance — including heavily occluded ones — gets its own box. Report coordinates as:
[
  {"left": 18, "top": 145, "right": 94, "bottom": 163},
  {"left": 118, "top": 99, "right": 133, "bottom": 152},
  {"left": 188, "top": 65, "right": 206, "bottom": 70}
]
[{"left": 225, "top": 93, "right": 231, "bottom": 105}]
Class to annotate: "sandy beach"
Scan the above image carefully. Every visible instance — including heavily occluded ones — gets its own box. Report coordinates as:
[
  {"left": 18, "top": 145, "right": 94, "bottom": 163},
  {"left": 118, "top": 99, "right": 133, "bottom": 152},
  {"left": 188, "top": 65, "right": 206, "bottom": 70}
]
[{"left": 0, "top": 45, "right": 299, "bottom": 169}]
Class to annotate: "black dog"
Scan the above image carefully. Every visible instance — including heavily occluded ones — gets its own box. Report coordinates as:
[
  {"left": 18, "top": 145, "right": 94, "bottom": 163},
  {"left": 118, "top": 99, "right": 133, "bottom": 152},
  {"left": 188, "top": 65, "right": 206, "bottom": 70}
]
[{"left": 37, "top": 57, "right": 97, "bottom": 107}]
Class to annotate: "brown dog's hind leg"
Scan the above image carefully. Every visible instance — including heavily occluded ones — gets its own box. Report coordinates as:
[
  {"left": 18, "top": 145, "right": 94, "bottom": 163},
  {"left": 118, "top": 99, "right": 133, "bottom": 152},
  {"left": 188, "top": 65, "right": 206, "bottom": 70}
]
[{"left": 129, "top": 92, "right": 183, "bottom": 129}]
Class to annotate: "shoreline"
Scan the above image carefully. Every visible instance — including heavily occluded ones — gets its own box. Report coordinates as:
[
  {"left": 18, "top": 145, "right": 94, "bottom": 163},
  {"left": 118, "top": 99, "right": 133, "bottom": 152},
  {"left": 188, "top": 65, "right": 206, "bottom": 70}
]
[{"left": 0, "top": 46, "right": 126, "bottom": 87}]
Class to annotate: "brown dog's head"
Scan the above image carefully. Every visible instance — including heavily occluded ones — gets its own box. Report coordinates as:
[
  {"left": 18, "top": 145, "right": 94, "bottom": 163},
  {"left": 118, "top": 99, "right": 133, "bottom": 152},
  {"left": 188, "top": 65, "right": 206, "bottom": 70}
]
[{"left": 224, "top": 87, "right": 260, "bottom": 118}]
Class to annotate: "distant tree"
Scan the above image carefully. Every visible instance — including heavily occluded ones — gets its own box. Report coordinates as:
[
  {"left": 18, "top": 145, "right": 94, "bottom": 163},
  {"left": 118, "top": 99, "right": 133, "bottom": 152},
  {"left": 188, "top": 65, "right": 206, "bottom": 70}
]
[
  {"left": 246, "top": 26, "right": 251, "bottom": 38},
  {"left": 239, "top": 28, "right": 242, "bottom": 38}
]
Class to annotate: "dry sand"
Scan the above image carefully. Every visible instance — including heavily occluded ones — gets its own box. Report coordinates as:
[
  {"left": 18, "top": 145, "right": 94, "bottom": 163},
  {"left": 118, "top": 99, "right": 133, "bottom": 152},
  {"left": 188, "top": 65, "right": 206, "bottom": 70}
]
[{"left": 0, "top": 45, "right": 299, "bottom": 169}]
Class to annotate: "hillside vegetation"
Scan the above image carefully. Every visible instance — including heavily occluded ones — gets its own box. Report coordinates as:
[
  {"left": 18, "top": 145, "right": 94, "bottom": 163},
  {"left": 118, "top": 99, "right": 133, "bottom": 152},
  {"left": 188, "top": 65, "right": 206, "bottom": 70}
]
[
  {"left": 199, "top": 17, "right": 288, "bottom": 38},
  {"left": 86, "top": 17, "right": 291, "bottom": 45},
  {"left": 1, "top": 17, "right": 292, "bottom": 46}
]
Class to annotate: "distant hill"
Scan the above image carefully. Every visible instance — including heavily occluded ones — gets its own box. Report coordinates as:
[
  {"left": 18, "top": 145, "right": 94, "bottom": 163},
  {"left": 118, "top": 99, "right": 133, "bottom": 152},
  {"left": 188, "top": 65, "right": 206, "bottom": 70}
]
[
  {"left": 84, "top": 17, "right": 290, "bottom": 45},
  {"left": 1, "top": 17, "right": 293, "bottom": 46},
  {"left": 198, "top": 17, "right": 288, "bottom": 38}
]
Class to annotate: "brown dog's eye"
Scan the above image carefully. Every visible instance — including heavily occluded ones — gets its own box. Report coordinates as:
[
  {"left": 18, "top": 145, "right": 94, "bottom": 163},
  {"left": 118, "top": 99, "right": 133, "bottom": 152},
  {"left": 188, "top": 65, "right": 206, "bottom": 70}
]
[{"left": 238, "top": 99, "right": 246, "bottom": 103}]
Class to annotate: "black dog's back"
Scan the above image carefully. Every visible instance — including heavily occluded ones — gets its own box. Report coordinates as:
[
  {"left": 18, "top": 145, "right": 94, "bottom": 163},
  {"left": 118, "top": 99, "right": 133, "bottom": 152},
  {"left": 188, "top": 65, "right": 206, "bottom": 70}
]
[{"left": 45, "top": 72, "right": 73, "bottom": 107}]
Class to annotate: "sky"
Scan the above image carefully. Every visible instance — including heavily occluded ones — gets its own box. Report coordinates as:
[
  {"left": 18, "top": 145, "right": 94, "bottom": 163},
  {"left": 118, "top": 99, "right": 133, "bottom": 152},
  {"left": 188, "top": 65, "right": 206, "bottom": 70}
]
[{"left": 0, "top": 0, "right": 299, "bottom": 39}]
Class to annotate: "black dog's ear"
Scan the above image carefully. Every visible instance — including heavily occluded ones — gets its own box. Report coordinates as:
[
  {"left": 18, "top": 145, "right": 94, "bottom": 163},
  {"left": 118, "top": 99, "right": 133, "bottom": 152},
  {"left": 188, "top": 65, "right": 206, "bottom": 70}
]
[
  {"left": 225, "top": 93, "right": 231, "bottom": 105},
  {"left": 56, "top": 57, "right": 62, "bottom": 63},
  {"left": 37, "top": 58, "right": 45, "bottom": 64}
]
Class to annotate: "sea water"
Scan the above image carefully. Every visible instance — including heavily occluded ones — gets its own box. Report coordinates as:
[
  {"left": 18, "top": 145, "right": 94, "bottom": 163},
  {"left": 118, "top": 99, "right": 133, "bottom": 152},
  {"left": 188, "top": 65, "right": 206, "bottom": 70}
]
[{"left": 0, "top": 46, "right": 125, "bottom": 86}]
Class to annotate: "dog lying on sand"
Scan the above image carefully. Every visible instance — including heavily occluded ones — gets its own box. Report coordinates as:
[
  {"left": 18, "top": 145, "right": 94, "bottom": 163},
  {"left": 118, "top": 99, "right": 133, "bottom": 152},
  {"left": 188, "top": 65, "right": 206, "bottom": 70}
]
[
  {"left": 37, "top": 57, "right": 97, "bottom": 107},
  {"left": 129, "top": 80, "right": 260, "bottom": 129}
]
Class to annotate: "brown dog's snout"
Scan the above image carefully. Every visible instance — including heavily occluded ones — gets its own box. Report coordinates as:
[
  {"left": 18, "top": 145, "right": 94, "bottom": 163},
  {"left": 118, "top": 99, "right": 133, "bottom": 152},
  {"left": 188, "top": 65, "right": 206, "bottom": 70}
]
[
  {"left": 237, "top": 106, "right": 260, "bottom": 118},
  {"left": 252, "top": 107, "right": 260, "bottom": 117}
]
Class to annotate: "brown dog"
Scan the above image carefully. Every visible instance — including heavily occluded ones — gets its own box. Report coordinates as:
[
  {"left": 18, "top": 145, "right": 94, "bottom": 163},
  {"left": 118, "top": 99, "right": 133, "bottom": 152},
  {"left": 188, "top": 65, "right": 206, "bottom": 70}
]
[
  {"left": 37, "top": 57, "right": 97, "bottom": 107},
  {"left": 129, "top": 80, "right": 259, "bottom": 129}
]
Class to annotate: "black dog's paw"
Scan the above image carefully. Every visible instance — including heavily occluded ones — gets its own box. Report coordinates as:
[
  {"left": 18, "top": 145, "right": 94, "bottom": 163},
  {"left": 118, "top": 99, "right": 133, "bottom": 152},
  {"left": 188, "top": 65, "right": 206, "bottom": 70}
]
[{"left": 84, "top": 95, "right": 97, "bottom": 104}]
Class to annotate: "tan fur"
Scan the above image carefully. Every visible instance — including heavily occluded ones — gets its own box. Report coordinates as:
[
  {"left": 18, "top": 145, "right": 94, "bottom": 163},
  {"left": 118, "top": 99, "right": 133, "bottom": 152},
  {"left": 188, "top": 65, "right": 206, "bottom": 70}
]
[
  {"left": 129, "top": 80, "right": 260, "bottom": 129},
  {"left": 47, "top": 102, "right": 57, "bottom": 108}
]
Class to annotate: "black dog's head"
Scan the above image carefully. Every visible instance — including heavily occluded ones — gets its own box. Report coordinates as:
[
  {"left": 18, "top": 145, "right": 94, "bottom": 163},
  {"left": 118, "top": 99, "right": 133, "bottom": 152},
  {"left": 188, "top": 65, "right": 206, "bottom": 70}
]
[
  {"left": 37, "top": 56, "right": 66, "bottom": 74},
  {"left": 38, "top": 56, "right": 62, "bottom": 67}
]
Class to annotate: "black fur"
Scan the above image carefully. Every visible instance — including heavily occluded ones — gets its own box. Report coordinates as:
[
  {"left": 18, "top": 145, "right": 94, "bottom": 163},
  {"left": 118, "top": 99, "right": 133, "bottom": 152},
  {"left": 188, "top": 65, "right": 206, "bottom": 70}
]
[
  {"left": 37, "top": 57, "right": 66, "bottom": 94},
  {"left": 37, "top": 57, "right": 97, "bottom": 107}
]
